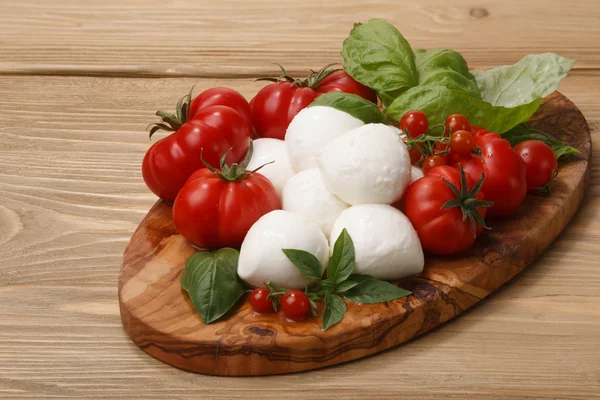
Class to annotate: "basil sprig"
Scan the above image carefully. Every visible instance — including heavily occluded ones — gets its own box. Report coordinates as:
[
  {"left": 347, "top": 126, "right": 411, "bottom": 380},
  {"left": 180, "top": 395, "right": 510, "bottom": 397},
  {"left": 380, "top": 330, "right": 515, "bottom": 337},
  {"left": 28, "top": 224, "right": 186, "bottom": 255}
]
[
  {"left": 283, "top": 229, "right": 412, "bottom": 331},
  {"left": 181, "top": 248, "right": 245, "bottom": 324}
]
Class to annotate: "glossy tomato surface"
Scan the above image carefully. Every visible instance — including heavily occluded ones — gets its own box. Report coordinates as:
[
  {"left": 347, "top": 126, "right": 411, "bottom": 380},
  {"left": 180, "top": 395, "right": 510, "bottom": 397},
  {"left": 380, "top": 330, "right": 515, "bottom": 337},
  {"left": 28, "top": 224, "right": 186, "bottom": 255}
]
[
  {"left": 189, "top": 87, "right": 253, "bottom": 133},
  {"left": 514, "top": 140, "right": 558, "bottom": 190},
  {"left": 172, "top": 168, "right": 280, "bottom": 249},
  {"left": 404, "top": 166, "right": 488, "bottom": 255},
  {"left": 280, "top": 290, "right": 311, "bottom": 321},
  {"left": 249, "top": 288, "right": 275, "bottom": 314},
  {"left": 316, "top": 70, "right": 378, "bottom": 103},
  {"left": 142, "top": 105, "right": 251, "bottom": 203},
  {"left": 459, "top": 136, "right": 527, "bottom": 216}
]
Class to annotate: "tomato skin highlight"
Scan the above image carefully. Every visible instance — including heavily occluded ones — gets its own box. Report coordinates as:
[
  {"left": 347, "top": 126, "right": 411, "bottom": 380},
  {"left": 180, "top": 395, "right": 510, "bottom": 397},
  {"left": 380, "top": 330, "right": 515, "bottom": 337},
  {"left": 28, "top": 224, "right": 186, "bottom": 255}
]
[
  {"left": 421, "top": 155, "right": 447, "bottom": 174},
  {"left": 450, "top": 130, "right": 475, "bottom": 156},
  {"left": 446, "top": 114, "right": 471, "bottom": 134},
  {"left": 400, "top": 110, "right": 429, "bottom": 138},
  {"left": 280, "top": 290, "right": 311, "bottom": 321},
  {"left": 142, "top": 105, "right": 251, "bottom": 203},
  {"left": 404, "top": 166, "right": 488, "bottom": 255},
  {"left": 514, "top": 140, "right": 558, "bottom": 190},
  {"left": 460, "top": 136, "right": 527, "bottom": 216},
  {"left": 316, "top": 70, "right": 378, "bottom": 103},
  {"left": 250, "top": 288, "right": 275, "bottom": 314},
  {"left": 189, "top": 87, "right": 254, "bottom": 133},
  {"left": 172, "top": 168, "right": 281, "bottom": 249}
]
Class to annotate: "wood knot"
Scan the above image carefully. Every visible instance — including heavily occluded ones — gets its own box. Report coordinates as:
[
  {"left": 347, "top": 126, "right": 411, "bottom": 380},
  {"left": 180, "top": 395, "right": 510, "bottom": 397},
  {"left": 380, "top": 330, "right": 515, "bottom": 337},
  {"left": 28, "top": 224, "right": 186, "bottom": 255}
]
[
  {"left": 470, "top": 7, "right": 489, "bottom": 18},
  {"left": 248, "top": 326, "right": 275, "bottom": 336}
]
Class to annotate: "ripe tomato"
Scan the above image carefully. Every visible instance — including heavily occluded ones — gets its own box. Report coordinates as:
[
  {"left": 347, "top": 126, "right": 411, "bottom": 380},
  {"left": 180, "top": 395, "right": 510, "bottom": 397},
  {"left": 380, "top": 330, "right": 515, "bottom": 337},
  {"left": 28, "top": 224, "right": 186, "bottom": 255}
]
[
  {"left": 404, "top": 166, "right": 492, "bottom": 255},
  {"left": 403, "top": 136, "right": 422, "bottom": 164},
  {"left": 251, "top": 65, "right": 377, "bottom": 139},
  {"left": 189, "top": 87, "right": 253, "bottom": 133},
  {"left": 280, "top": 290, "right": 311, "bottom": 321},
  {"left": 514, "top": 140, "right": 558, "bottom": 190},
  {"left": 450, "top": 130, "right": 475, "bottom": 156},
  {"left": 422, "top": 155, "right": 447, "bottom": 174},
  {"left": 172, "top": 143, "right": 281, "bottom": 249},
  {"left": 446, "top": 114, "right": 471, "bottom": 134},
  {"left": 249, "top": 288, "right": 275, "bottom": 314},
  {"left": 400, "top": 110, "right": 429, "bottom": 138},
  {"left": 459, "top": 136, "right": 527, "bottom": 216},
  {"left": 143, "top": 89, "right": 252, "bottom": 203}
]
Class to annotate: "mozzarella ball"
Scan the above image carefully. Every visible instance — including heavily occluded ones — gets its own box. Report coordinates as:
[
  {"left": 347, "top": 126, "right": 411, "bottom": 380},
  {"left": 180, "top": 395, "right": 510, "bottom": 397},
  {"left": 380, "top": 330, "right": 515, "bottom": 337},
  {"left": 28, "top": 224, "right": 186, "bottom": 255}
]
[
  {"left": 410, "top": 166, "right": 424, "bottom": 184},
  {"left": 317, "top": 123, "right": 411, "bottom": 205},
  {"left": 285, "top": 106, "right": 364, "bottom": 171},
  {"left": 246, "top": 138, "right": 295, "bottom": 197},
  {"left": 282, "top": 168, "right": 350, "bottom": 237},
  {"left": 238, "top": 210, "right": 328, "bottom": 289},
  {"left": 330, "top": 204, "right": 424, "bottom": 281}
]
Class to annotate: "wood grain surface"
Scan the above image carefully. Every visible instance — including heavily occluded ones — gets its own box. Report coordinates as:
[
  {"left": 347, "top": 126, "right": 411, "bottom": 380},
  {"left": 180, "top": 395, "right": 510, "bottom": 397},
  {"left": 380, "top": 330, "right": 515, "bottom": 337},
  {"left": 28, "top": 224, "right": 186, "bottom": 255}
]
[
  {"left": 118, "top": 92, "right": 591, "bottom": 376},
  {"left": 1, "top": 0, "right": 599, "bottom": 398}
]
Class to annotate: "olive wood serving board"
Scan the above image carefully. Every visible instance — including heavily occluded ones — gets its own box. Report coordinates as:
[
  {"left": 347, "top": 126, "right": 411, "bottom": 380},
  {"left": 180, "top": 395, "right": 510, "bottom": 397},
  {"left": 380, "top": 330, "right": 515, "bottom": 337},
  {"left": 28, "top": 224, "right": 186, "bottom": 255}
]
[{"left": 119, "top": 92, "right": 591, "bottom": 376}]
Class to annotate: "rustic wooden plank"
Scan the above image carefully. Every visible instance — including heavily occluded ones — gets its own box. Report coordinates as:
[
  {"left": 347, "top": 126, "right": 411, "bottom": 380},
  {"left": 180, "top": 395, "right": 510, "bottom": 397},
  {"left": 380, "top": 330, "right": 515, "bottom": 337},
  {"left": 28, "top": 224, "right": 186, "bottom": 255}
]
[
  {"left": 0, "top": 74, "right": 599, "bottom": 397},
  {"left": 1, "top": 0, "right": 599, "bottom": 77}
]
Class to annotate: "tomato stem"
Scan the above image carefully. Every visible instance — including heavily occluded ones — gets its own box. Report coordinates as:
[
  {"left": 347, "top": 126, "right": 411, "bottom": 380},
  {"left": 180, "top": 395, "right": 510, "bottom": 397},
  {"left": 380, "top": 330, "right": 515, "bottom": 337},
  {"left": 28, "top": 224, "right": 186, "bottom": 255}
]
[{"left": 201, "top": 141, "right": 274, "bottom": 182}]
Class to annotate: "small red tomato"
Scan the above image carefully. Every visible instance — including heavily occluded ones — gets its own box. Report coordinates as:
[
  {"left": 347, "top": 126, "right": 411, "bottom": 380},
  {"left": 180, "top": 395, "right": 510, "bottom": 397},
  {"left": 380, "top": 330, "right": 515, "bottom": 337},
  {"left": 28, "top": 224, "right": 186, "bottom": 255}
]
[
  {"left": 249, "top": 288, "right": 275, "bottom": 314},
  {"left": 446, "top": 114, "right": 471, "bottom": 134},
  {"left": 514, "top": 140, "right": 558, "bottom": 191},
  {"left": 450, "top": 130, "right": 475, "bottom": 156},
  {"left": 422, "top": 155, "right": 447, "bottom": 174},
  {"left": 280, "top": 290, "right": 311, "bottom": 321},
  {"left": 400, "top": 110, "right": 429, "bottom": 138},
  {"left": 403, "top": 136, "right": 422, "bottom": 164}
]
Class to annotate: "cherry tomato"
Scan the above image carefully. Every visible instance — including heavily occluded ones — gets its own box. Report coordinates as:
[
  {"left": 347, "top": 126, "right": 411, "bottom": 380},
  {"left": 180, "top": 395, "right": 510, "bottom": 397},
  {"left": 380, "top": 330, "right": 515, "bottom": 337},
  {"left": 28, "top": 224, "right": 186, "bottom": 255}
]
[
  {"left": 403, "top": 136, "right": 422, "bottom": 164},
  {"left": 172, "top": 143, "right": 281, "bottom": 249},
  {"left": 514, "top": 140, "right": 558, "bottom": 190},
  {"left": 280, "top": 290, "right": 311, "bottom": 321},
  {"left": 251, "top": 66, "right": 376, "bottom": 139},
  {"left": 404, "top": 166, "right": 490, "bottom": 255},
  {"left": 249, "top": 288, "right": 275, "bottom": 314},
  {"left": 459, "top": 136, "right": 527, "bottom": 216},
  {"left": 400, "top": 110, "right": 429, "bottom": 138},
  {"left": 422, "top": 155, "right": 447, "bottom": 174},
  {"left": 450, "top": 130, "right": 475, "bottom": 156},
  {"left": 446, "top": 114, "right": 471, "bottom": 134},
  {"left": 189, "top": 87, "right": 254, "bottom": 133},
  {"left": 143, "top": 103, "right": 251, "bottom": 203}
]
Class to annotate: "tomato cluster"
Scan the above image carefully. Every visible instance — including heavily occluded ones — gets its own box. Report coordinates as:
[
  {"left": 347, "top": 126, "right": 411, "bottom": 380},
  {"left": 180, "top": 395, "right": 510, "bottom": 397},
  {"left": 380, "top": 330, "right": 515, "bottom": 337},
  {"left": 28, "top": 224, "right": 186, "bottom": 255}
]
[
  {"left": 401, "top": 110, "right": 558, "bottom": 254},
  {"left": 250, "top": 286, "right": 313, "bottom": 321}
]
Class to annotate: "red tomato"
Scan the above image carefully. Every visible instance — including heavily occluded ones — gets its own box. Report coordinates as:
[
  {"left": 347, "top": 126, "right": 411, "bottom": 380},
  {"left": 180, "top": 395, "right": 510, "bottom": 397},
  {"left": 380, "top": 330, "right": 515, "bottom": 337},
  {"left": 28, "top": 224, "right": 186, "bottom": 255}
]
[
  {"left": 450, "top": 130, "right": 475, "bottom": 156},
  {"left": 403, "top": 136, "right": 422, "bottom": 165},
  {"left": 280, "top": 290, "right": 311, "bottom": 321},
  {"left": 316, "top": 70, "right": 378, "bottom": 103},
  {"left": 189, "top": 87, "right": 253, "bottom": 133},
  {"left": 251, "top": 65, "right": 377, "bottom": 139},
  {"left": 172, "top": 144, "right": 281, "bottom": 249},
  {"left": 459, "top": 136, "right": 527, "bottom": 216},
  {"left": 422, "top": 155, "right": 447, "bottom": 174},
  {"left": 400, "top": 110, "right": 429, "bottom": 138},
  {"left": 514, "top": 140, "right": 558, "bottom": 190},
  {"left": 143, "top": 89, "right": 252, "bottom": 203},
  {"left": 446, "top": 114, "right": 471, "bottom": 134},
  {"left": 249, "top": 288, "right": 275, "bottom": 314},
  {"left": 404, "top": 166, "right": 491, "bottom": 255}
]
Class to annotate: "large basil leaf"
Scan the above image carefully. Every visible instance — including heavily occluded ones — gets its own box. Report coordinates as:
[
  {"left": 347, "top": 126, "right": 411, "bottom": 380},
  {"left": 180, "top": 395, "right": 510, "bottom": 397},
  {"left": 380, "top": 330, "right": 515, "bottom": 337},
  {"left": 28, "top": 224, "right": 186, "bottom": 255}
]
[
  {"left": 503, "top": 124, "right": 580, "bottom": 159},
  {"left": 327, "top": 228, "right": 356, "bottom": 285},
  {"left": 180, "top": 248, "right": 245, "bottom": 324},
  {"left": 309, "top": 92, "right": 387, "bottom": 124},
  {"left": 282, "top": 249, "right": 324, "bottom": 280},
  {"left": 322, "top": 292, "right": 346, "bottom": 331},
  {"left": 387, "top": 85, "right": 541, "bottom": 133},
  {"left": 472, "top": 53, "right": 574, "bottom": 107},
  {"left": 415, "top": 48, "right": 481, "bottom": 99},
  {"left": 344, "top": 275, "right": 412, "bottom": 304},
  {"left": 341, "top": 19, "right": 417, "bottom": 107}
]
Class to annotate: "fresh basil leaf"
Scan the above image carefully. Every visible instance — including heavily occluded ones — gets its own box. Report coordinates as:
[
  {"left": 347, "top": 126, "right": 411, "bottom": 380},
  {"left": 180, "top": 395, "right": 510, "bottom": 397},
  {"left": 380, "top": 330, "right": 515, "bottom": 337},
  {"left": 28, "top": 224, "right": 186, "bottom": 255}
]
[
  {"left": 472, "top": 53, "right": 574, "bottom": 107},
  {"left": 180, "top": 248, "right": 245, "bottom": 324},
  {"left": 344, "top": 274, "right": 412, "bottom": 304},
  {"left": 341, "top": 19, "right": 417, "bottom": 107},
  {"left": 309, "top": 92, "right": 387, "bottom": 124},
  {"left": 503, "top": 124, "right": 580, "bottom": 159},
  {"left": 387, "top": 85, "right": 541, "bottom": 134},
  {"left": 334, "top": 280, "right": 359, "bottom": 293},
  {"left": 282, "top": 249, "right": 324, "bottom": 280},
  {"left": 327, "top": 228, "right": 356, "bottom": 284},
  {"left": 415, "top": 48, "right": 481, "bottom": 99},
  {"left": 322, "top": 292, "right": 346, "bottom": 331}
]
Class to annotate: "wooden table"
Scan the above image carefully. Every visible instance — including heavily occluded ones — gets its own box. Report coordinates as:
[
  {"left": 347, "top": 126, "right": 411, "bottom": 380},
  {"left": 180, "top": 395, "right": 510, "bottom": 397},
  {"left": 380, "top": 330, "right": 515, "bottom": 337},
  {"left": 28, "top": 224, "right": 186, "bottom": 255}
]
[{"left": 1, "top": 1, "right": 598, "bottom": 398}]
